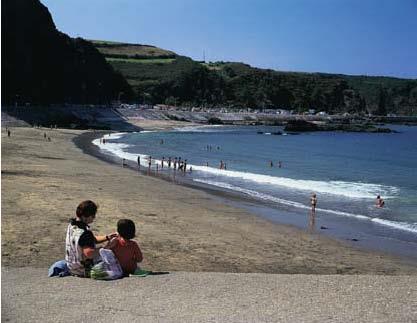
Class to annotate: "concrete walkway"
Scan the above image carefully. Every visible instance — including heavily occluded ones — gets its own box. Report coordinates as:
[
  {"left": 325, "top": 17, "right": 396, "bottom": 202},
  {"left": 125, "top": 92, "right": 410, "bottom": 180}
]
[{"left": 2, "top": 268, "right": 417, "bottom": 322}]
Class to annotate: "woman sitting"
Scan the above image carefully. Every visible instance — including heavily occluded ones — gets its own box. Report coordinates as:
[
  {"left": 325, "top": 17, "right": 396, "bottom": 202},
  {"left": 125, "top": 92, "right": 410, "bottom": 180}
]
[{"left": 65, "top": 200, "right": 116, "bottom": 277}]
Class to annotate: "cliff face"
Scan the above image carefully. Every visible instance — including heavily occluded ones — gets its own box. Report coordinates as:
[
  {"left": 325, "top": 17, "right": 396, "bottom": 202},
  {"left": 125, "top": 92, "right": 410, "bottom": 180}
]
[{"left": 1, "top": 0, "right": 133, "bottom": 105}]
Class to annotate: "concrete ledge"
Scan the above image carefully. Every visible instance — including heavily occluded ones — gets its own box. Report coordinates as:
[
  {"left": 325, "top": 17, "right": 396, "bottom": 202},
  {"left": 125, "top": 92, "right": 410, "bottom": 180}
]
[{"left": 2, "top": 268, "right": 417, "bottom": 322}]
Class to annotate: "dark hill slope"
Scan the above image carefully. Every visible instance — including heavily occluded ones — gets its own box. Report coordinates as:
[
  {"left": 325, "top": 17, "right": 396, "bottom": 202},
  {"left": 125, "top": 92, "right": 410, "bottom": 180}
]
[{"left": 1, "top": 0, "right": 133, "bottom": 105}]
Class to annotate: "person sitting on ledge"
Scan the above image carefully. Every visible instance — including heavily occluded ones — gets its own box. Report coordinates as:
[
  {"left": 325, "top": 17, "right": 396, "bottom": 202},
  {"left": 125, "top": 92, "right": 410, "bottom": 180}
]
[
  {"left": 65, "top": 200, "right": 117, "bottom": 277},
  {"left": 105, "top": 219, "right": 143, "bottom": 276}
]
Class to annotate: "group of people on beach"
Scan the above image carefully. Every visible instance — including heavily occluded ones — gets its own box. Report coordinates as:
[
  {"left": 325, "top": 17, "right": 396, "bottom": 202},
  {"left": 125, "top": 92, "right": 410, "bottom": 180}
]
[
  {"left": 64, "top": 200, "right": 143, "bottom": 279},
  {"left": 137, "top": 155, "right": 191, "bottom": 173}
]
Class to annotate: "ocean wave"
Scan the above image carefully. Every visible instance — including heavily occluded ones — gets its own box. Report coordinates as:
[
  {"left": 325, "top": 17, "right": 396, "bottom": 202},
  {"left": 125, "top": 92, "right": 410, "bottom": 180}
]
[
  {"left": 190, "top": 165, "right": 399, "bottom": 199},
  {"left": 93, "top": 135, "right": 149, "bottom": 166},
  {"left": 93, "top": 133, "right": 399, "bottom": 199},
  {"left": 193, "top": 179, "right": 417, "bottom": 234}
]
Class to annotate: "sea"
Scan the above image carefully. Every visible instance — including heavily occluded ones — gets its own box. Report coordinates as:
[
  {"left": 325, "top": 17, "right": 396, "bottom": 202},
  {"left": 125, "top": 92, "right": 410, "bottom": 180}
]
[{"left": 93, "top": 124, "right": 417, "bottom": 259}]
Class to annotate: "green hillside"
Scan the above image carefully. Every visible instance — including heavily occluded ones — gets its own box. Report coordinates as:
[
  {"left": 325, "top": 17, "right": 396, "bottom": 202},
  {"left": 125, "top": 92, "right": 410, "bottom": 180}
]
[
  {"left": 91, "top": 40, "right": 176, "bottom": 59},
  {"left": 93, "top": 40, "right": 417, "bottom": 115}
]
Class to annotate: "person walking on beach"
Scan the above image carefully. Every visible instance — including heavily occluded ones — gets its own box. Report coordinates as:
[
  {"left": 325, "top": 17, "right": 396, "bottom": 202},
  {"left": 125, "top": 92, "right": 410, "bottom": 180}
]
[
  {"left": 183, "top": 159, "right": 188, "bottom": 172},
  {"left": 168, "top": 157, "right": 172, "bottom": 168},
  {"left": 137, "top": 156, "right": 140, "bottom": 168},
  {"left": 310, "top": 193, "right": 317, "bottom": 213},
  {"left": 376, "top": 195, "right": 385, "bottom": 208},
  {"left": 65, "top": 200, "right": 117, "bottom": 277},
  {"left": 161, "top": 157, "right": 165, "bottom": 168},
  {"left": 7, "top": 129, "right": 11, "bottom": 137},
  {"left": 174, "top": 157, "right": 178, "bottom": 170},
  {"left": 122, "top": 158, "right": 126, "bottom": 167}
]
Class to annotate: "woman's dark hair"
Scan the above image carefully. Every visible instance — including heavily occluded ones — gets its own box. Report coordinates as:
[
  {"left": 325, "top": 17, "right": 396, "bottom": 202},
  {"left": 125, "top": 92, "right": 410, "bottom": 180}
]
[
  {"left": 117, "top": 219, "right": 136, "bottom": 240},
  {"left": 76, "top": 200, "right": 98, "bottom": 218}
]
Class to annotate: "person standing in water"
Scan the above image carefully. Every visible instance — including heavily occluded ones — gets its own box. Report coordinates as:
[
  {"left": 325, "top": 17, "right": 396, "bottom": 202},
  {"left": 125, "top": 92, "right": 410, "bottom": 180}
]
[
  {"left": 137, "top": 156, "right": 140, "bottom": 169},
  {"left": 161, "top": 157, "right": 165, "bottom": 168},
  {"left": 270, "top": 161, "right": 274, "bottom": 167},
  {"left": 310, "top": 193, "right": 317, "bottom": 213},
  {"left": 168, "top": 157, "right": 172, "bottom": 168},
  {"left": 148, "top": 156, "right": 152, "bottom": 169}
]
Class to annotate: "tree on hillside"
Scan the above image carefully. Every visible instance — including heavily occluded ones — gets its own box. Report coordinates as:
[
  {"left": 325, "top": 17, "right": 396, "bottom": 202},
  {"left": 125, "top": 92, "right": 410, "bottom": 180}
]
[{"left": 376, "top": 86, "right": 387, "bottom": 116}]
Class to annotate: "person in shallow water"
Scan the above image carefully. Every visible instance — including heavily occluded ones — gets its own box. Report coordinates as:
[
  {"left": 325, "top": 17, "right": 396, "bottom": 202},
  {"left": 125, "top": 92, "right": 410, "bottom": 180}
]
[
  {"left": 310, "top": 193, "right": 317, "bottom": 213},
  {"left": 376, "top": 195, "right": 385, "bottom": 208}
]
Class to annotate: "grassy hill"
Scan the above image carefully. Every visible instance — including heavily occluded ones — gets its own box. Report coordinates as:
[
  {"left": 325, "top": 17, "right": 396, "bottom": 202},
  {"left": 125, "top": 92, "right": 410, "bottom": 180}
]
[
  {"left": 91, "top": 40, "right": 176, "bottom": 59},
  {"left": 93, "top": 40, "right": 417, "bottom": 115}
]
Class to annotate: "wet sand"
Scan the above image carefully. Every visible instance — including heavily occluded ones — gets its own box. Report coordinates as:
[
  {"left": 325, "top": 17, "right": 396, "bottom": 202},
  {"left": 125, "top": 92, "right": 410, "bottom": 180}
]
[{"left": 2, "top": 126, "right": 417, "bottom": 274}]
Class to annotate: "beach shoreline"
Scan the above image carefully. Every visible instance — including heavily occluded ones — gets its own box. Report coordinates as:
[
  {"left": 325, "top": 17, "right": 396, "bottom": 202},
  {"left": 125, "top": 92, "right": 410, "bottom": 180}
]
[
  {"left": 2, "top": 125, "right": 417, "bottom": 274},
  {"left": 83, "top": 124, "right": 417, "bottom": 262}
]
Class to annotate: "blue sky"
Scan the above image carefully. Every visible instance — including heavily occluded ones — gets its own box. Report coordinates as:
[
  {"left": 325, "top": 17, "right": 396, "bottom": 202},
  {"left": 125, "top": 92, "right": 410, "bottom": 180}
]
[{"left": 41, "top": 0, "right": 417, "bottom": 78}]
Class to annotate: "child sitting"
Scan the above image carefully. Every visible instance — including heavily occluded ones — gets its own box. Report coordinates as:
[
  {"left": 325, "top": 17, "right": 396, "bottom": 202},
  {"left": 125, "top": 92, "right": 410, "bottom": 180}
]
[{"left": 105, "top": 219, "right": 143, "bottom": 275}]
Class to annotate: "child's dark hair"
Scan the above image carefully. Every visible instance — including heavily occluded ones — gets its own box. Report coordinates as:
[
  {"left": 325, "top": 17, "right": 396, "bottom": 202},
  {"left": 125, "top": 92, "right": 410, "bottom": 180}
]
[
  {"left": 76, "top": 200, "right": 98, "bottom": 218},
  {"left": 117, "top": 219, "right": 136, "bottom": 240}
]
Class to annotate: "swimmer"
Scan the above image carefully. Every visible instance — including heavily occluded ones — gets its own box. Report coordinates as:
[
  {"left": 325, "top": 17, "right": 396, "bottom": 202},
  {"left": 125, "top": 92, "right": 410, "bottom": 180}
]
[{"left": 376, "top": 195, "right": 385, "bottom": 208}]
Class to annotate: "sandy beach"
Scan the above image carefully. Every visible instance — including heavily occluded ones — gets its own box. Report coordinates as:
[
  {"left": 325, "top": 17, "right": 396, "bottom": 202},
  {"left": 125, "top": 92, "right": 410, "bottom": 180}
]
[{"left": 2, "top": 125, "right": 417, "bottom": 274}]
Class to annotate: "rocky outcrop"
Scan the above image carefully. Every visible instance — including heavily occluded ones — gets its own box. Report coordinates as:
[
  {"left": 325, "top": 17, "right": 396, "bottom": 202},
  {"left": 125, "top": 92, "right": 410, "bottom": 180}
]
[{"left": 284, "top": 119, "right": 393, "bottom": 133}]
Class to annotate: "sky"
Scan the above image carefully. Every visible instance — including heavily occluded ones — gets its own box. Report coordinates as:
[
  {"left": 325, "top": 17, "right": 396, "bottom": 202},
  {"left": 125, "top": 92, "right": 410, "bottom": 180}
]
[{"left": 41, "top": 0, "right": 417, "bottom": 79}]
